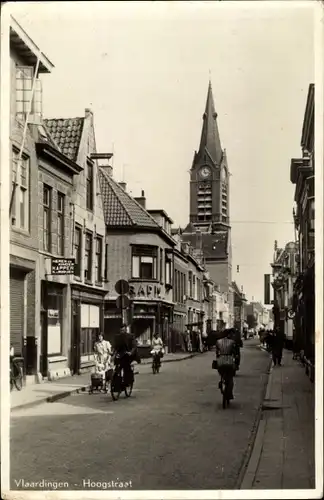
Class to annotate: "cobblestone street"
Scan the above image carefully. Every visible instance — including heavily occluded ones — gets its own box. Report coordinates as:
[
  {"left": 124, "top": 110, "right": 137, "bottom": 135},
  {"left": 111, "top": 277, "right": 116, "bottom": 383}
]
[{"left": 11, "top": 341, "right": 270, "bottom": 491}]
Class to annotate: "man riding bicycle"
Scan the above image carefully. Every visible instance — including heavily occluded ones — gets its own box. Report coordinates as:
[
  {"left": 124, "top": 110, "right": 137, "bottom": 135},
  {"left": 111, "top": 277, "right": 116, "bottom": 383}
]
[
  {"left": 215, "top": 329, "right": 236, "bottom": 400},
  {"left": 150, "top": 332, "right": 164, "bottom": 366},
  {"left": 113, "top": 325, "right": 138, "bottom": 383},
  {"left": 229, "top": 328, "right": 243, "bottom": 370}
]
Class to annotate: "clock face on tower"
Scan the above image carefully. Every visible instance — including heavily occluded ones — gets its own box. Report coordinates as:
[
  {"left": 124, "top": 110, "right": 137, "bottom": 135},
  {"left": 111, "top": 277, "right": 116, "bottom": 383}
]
[{"left": 199, "top": 166, "right": 211, "bottom": 179}]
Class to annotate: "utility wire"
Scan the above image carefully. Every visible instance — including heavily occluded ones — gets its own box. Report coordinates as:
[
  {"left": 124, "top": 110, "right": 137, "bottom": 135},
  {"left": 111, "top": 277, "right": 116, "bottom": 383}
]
[{"left": 231, "top": 220, "right": 294, "bottom": 224}]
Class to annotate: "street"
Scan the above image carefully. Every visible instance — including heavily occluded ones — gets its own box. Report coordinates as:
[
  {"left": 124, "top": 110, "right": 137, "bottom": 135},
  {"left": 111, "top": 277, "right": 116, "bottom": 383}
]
[{"left": 11, "top": 340, "right": 270, "bottom": 491}]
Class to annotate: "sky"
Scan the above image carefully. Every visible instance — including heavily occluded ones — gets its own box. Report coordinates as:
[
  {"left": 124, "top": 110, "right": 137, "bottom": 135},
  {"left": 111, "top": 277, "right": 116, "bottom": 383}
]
[{"left": 8, "top": 1, "right": 315, "bottom": 303}]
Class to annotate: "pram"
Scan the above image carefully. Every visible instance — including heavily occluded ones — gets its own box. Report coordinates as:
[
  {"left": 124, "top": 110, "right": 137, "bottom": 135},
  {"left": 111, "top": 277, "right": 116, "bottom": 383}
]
[{"left": 89, "top": 361, "right": 113, "bottom": 394}]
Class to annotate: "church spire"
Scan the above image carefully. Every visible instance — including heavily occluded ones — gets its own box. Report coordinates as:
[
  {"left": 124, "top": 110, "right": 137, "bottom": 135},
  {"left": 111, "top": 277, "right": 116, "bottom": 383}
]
[{"left": 198, "top": 80, "right": 223, "bottom": 166}]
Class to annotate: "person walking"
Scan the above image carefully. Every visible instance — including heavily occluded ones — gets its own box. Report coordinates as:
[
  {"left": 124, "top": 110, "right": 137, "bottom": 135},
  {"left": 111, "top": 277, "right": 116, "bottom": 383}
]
[
  {"left": 93, "top": 333, "right": 113, "bottom": 386},
  {"left": 272, "top": 328, "right": 285, "bottom": 366}
]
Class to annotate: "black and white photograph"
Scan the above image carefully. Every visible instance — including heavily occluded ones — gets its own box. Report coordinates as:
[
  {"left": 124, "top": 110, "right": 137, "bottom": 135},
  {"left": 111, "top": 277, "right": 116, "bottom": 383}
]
[{"left": 0, "top": 1, "right": 322, "bottom": 499}]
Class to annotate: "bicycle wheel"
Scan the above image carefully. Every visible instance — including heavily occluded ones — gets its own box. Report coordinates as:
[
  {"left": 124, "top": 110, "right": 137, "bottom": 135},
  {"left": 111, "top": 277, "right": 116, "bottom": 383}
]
[
  {"left": 110, "top": 373, "right": 122, "bottom": 401},
  {"left": 124, "top": 382, "right": 133, "bottom": 398},
  {"left": 124, "top": 369, "right": 134, "bottom": 397},
  {"left": 222, "top": 392, "right": 227, "bottom": 409},
  {"left": 14, "top": 365, "right": 23, "bottom": 391}
]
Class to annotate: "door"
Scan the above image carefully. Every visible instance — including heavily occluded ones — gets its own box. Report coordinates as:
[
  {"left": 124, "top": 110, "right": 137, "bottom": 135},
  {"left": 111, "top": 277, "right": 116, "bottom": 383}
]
[
  {"left": 10, "top": 270, "right": 25, "bottom": 358},
  {"left": 40, "top": 281, "right": 48, "bottom": 377},
  {"left": 71, "top": 299, "right": 81, "bottom": 375}
]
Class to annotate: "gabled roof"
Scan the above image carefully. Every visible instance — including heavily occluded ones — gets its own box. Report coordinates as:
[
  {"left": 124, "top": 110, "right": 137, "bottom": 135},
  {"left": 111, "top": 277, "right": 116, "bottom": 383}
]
[
  {"left": 197, "top": 81, "right": 223, "bottom": 166},
  {"left": 98, "top": 168, "right": 161, "bottom": 229},
  {"left": 44, "top": 117, "right": 85, "bottom": 162}
]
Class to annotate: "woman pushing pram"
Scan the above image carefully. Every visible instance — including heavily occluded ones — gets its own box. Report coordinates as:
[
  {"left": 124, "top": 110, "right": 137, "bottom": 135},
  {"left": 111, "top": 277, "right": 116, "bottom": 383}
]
[{"left": 89, "top": 333, "right": 113, "bottom": 393}]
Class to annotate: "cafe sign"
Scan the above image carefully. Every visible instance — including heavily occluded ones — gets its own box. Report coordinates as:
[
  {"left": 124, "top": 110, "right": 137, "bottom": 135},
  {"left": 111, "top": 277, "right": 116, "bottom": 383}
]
[
  {"left": 51, "top": 258, "right": 75, "bottom": 275},
  {"left": 129, "top": 284, "right": 162, "bottom": 299}
]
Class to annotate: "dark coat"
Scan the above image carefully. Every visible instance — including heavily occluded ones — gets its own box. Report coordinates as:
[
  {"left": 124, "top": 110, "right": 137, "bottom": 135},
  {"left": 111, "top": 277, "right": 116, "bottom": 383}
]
[{"left": 114, "top": 332, "right": 137, "bottom": 356}]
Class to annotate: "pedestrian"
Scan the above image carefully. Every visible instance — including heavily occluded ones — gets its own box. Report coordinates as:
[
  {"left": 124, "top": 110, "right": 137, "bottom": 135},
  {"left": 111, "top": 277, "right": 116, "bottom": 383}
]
[
  {"left": 272, "top": 328, "right": 285, "bottom": 366},
  {"left": 265, "top": 330, "right": 273, "bottom": 352},
  {"left": 93, "top": 333, "right": 113, "bottom": 386}
]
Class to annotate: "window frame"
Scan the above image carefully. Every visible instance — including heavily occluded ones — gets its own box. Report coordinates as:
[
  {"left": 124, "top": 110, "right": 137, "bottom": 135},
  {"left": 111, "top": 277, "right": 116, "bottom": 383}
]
[
  {"left": 159, "top": 248, "right": 164, "bottom": 283},
  {"left": 86, "top": 161, "right": 94, "bottom": 211},
  {"left": 84, "top": 231, "right": 93, "bottom": 282},
  {"left": 11, "top": 148, "right": 30, "bottom": 231},
  {"left": 165, "top": 252, "right": 172, "bottom": 286},
  {"left": 16, "top": 66, "right": 42, "bottom": 122},
  {"left": 57, "top": 192, "right": 65, "bottom": 256},
  {"left": 95, "top": 235, "right": 103, "bottom": 284},
  {"left": 131, "top": 245, "right": 158, "bottom": 280},
  {"left": 104, "top": 243, "right": 109, "bottom": 281},
  {"left": 73, "top": 225, "right": 82, "bottom": 278},
  {"left": 43, "top": 184, "right": 52, "bottom": 253}
]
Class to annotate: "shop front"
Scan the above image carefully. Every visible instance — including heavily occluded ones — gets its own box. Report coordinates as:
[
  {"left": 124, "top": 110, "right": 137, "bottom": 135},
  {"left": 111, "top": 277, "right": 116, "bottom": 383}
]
[
  {"left": 10, "top": 255, "right": 37, "bottom": 378},
  {"left": 40, "top": 280, "right": 71, "bottom": 380},
  {"left": 104, "top": 297, "right": 173, "bottom": 358},
  {"left": 70, "top": 284, "right": 106, "bottom": 375}
]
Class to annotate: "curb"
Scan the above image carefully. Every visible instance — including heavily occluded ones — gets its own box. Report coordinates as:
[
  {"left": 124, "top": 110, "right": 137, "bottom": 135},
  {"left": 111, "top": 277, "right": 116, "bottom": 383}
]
[
  {"left": 235, "top": 355, "right": 273, "bottom": 489},
  {"left": 239, "top": 360, "right": 274, "bottom": 489},
  {"left": 11, "top": 352, "right": 204, "bottom": 411}
]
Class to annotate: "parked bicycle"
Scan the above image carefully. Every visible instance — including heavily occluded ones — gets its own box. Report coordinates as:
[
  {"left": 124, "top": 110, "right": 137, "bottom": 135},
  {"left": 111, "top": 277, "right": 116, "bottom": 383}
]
[
  {"left": 10, "top": 356, "right": 24, "bottom": 391},
  {"left": 110, "top": 353, "right": 134, "bottom": 401}
]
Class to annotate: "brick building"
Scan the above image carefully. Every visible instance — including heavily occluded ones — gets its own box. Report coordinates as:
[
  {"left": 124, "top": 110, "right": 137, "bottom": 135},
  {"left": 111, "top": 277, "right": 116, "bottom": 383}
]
[
  {"left": 271, "top": 241, "right": 299, "bottom": 349},
  {"left": 9, "top": 17, "right": 54, "bottom": 381},
  {"left": 232, "top": 281, "right": 247, "bottom": 332},
  {"left": 98, "top": 169, "right": 175, "bottom": 354},
  {"left": 44, "top": 111, "right": 108, "bottom": 377},
  {"left": 170, "top": 229, "right": 188, "bottom": 351},
  {"left": 290, "top": 83, "right": 315, "bottom": 379}
]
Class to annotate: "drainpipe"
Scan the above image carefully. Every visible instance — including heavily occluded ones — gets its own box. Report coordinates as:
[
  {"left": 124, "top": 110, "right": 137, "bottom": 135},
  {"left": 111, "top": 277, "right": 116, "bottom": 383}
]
[{"left": 10, "top": 57, "right": 40, "bottom": 215}]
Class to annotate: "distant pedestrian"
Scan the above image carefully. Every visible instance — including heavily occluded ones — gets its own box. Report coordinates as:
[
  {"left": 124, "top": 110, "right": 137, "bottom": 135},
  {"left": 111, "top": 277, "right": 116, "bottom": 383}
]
[{"left": 272, "top": 328, "right": 285, "bottom": 366}]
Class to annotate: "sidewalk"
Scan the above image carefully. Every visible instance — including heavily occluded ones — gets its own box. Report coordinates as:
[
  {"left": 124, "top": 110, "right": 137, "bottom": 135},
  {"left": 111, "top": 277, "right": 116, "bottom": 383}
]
[
  {"left": 11, "top": 351, "right": 202, "bottom": 411},
  {"left": 241, "top": 350, "right": 315, "bottom": 490}
]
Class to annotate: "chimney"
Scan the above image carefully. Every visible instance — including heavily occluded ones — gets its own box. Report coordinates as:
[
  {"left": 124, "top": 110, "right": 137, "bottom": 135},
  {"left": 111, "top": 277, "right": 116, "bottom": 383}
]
[
  {"left": 134, "top": 190, "right": 146, "bottom": 209},
  {"left": 90, "top": 153, "right": 113, "bottom": 177},
  {"left": 119, "top": 182, "right": 127, "bottom": 191}
]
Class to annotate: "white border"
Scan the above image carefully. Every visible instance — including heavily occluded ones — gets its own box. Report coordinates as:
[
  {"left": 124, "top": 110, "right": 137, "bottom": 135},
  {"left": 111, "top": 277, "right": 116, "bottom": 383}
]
[
  {"left": 1, "top": 2, "right": 323, "bottom": 500},
  {"left": 0, "top": 3, "right": 11, "bottom": 496}
]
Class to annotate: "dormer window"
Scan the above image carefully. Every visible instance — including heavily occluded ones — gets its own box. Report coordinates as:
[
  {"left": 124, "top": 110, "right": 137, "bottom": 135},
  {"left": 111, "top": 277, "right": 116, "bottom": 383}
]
[{"left": 16, "top": 66, "right": 42, "bottom": 124}]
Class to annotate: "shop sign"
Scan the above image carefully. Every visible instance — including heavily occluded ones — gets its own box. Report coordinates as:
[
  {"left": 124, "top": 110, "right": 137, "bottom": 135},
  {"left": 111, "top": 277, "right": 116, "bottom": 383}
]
[
  {"left": 129, "top": 284, "right": 162, "bottom": 299},
  {"left": 48, "top": 309, "right": 59, "bottom": 319},
  {"left": 51, "top": 258, "right": 75, "bottom": 275}
]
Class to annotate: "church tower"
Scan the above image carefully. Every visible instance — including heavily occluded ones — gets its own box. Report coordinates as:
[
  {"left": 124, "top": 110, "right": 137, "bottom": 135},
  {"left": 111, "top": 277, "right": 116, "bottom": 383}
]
[
  {"left": 189, "top": 80, "right": 230, "bottom": 230},
  {"left": 183, "top": 82, "right": 233, "bottom": 315}
]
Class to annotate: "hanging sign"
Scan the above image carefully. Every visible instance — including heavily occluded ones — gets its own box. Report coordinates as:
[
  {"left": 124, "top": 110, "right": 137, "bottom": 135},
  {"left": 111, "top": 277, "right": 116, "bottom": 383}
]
[
  {"left": 51, "top": 258, "right": 75, "bottom": 275},
  {"left": 129, "top": 284, "right": 162, "bottom": 299}
]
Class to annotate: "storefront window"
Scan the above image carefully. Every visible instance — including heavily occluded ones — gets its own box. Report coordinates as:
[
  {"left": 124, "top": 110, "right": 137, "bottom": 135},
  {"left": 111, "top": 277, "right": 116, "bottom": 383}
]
[
  {"left": 81, "top": 328, "right": 97, "bottom": 355},
  {"left": 80, "top": 303, "right": 100, "bottom": 356},
  {"left": 47, "top": 290, "right": 63, "bottom": 355},
  {"left": 132, "top": 246, "right": 157, "bottom": 280}
]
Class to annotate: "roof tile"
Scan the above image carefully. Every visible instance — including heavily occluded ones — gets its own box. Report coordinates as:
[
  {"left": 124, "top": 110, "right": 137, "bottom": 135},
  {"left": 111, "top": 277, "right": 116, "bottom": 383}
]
[
  {"left": 43, "top": 117, "right": 84, "bottom": 161},
  {"left": 98, "top": 168, "right": 160, "bottom": 229}
]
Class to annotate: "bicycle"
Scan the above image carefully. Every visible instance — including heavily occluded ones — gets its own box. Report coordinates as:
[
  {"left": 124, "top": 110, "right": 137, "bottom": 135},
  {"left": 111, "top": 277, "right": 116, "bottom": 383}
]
[
  {"left": 219, "top": 372, "right": 232, "bottom": 409},
  {"left": 152, "top": 352, "right": 161, "bottom": 374},
  {"left": 10, "top": 356, "right": 24, "bottom": 391},
  {"left": 110, "top": 354, "right": 134, "bottom": 401}
]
